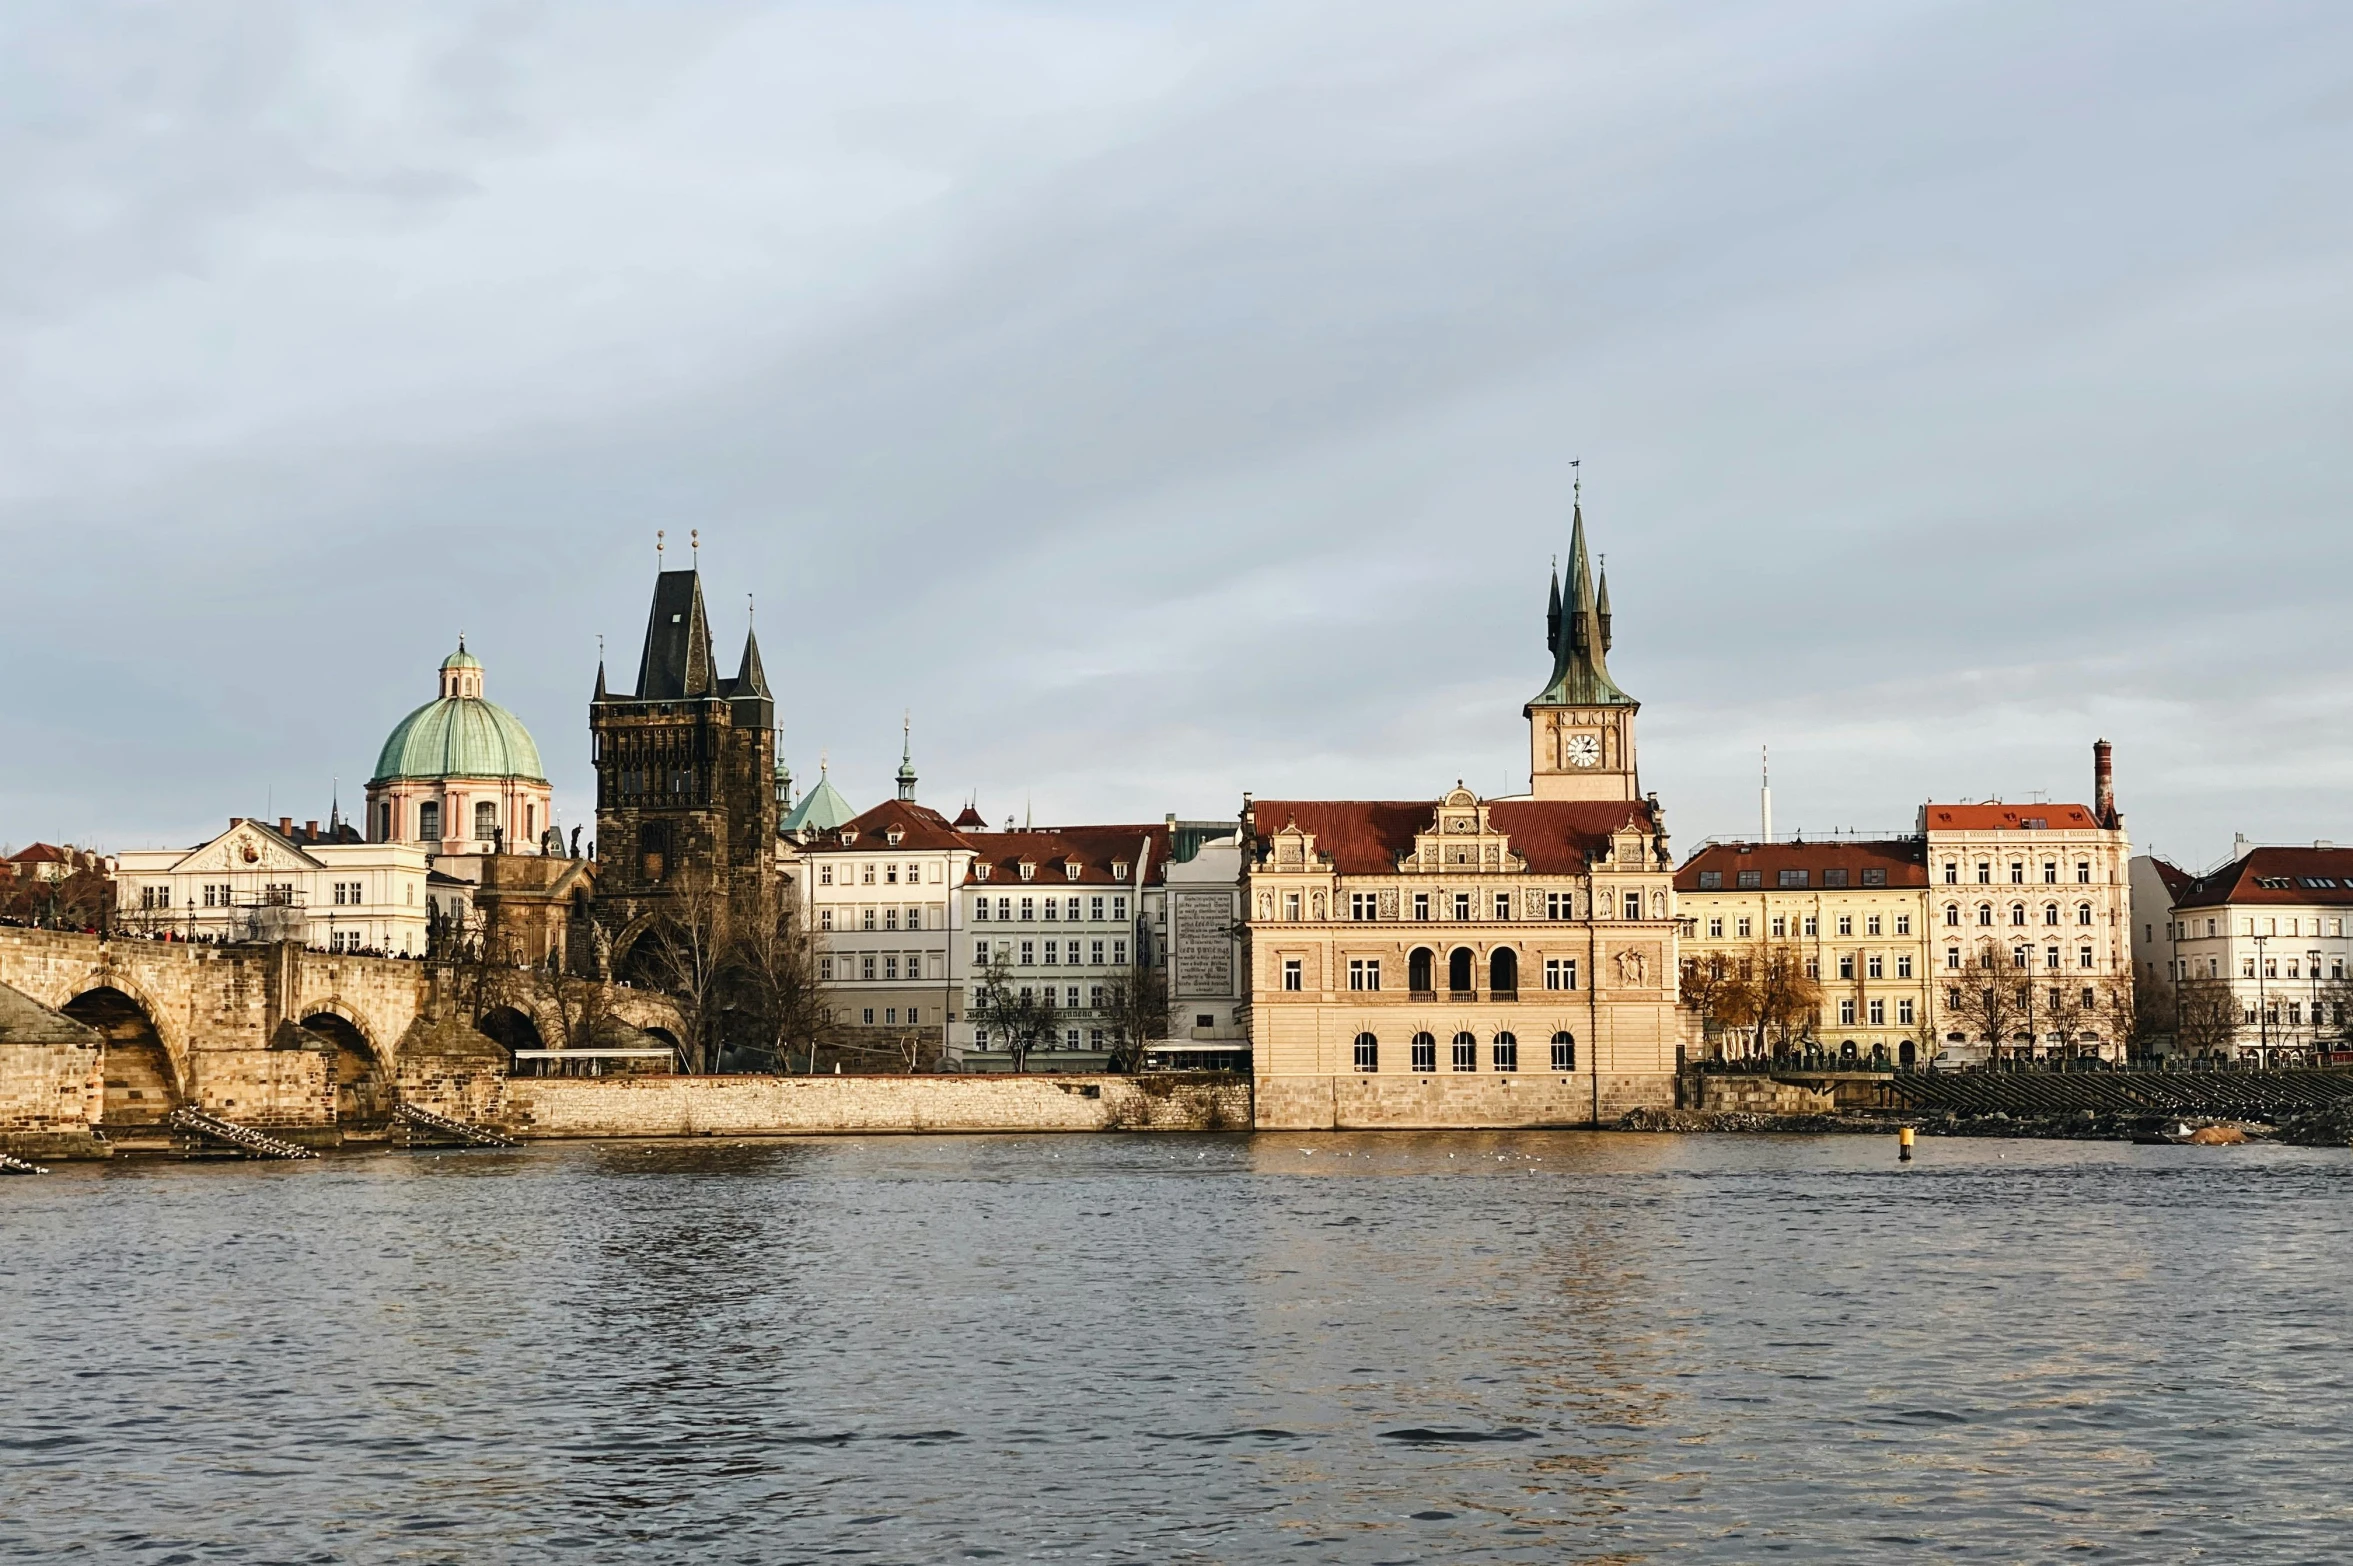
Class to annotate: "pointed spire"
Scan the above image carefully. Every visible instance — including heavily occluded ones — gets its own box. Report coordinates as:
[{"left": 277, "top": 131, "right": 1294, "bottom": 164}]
[
  {"left": 1596, "top": 555, "right": 1613, "bottom": 653},
  {"left": 1546, "top": 557, "right": 1562, "bottom": 657},
  {"left": 634, "top": 564, "right": 716, "bottom": 698},
  {"left": 1529, "top": 470, "right": 1634, "bottom": 710},
  {"left": 594, "top": 631, "right": 608, "bottom": 701},
  {"left": 896, "top": 710, "right": 918, "bottom": 802},
  {"left": 735, "top": 623, "right": 770, "bottom": 700}
]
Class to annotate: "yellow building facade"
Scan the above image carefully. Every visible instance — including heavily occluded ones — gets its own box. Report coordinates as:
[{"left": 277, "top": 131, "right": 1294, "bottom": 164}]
[
  {"left": 1673, "top": 840, "right": 1935, "bottom": 1066},
  {"left": 1244, "top": 502, "right": 1684, "bottom": 1129}
]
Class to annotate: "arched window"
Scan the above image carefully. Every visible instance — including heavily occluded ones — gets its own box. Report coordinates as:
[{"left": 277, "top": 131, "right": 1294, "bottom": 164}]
[
  {"left": 1976, "top": 904, "right": 1993, "bottom": 926},
  {"left": 1944, "top": 904, "right": 1960, "bottom": 927},
  {"left": 1353, "top": 1032, "right": 1378, "bottom": 1073},
  {"left": 1493, "top": 1031, "right": 1519, "bottom": 1071},
  {"left": 475, "top": 800, "right": 499, "bottom": 840},
  {"left": 1447, "top": 948, "right": 1474, "bottom": 995},
  {"left": 419, "top": 801, "right": 441, "bottom": 841},
  {"left": 1451, "top": 1031, "right": 1477, "bottom": 1071},
  {"left": 1411, "top": 1031, "right": 1437, "bottom": 1072},
  {"left": 1408, "top": 948, "right": 1434, "bottom": 995},
  {"left": 2043, "top": 904, "right": 2059, "bottom": 926},
  {"left": 1489, "top": 948, "right": 1518, "bottom": 997},
  {"left": 1550, "top": 1031, "right": 1576, "bottom": 1071},
  {"left": 2010, "top": 904, "right": 2026, "bottom": 926},
  {"left": 2077, "top": 903, "right": 2093, "bottom": 926}
]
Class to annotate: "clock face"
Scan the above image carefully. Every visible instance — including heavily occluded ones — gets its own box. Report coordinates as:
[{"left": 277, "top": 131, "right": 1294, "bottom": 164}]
[{"left": 1564, "top": 732, "right": 1602, "bottom": 768}]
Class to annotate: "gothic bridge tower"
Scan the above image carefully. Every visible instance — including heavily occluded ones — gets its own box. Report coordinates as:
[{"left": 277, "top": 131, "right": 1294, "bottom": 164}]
[{"left": 590, "top": 563, "right": 778, "bottom": 968}]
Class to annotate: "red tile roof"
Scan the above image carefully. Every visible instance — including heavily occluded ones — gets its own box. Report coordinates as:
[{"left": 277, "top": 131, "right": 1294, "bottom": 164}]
[
  {"left": 2145, "top": 857, "right": 2196, "bottom": 900},
  {"left": 1248, "top": 798, "right": 1656, "bottom": 876},
  {"left": 1921, "top": 804, "right": 2102, "bottom": 832},
  {"left": 963, "top": 825, "right": 1173, "bottom": 887},
  {"left": 810, "top": 799, "right": 974, "bottom": 854},
  {"left": 1675, "top": 839, "right": 1927, "bottom": 890},
  {"left": 2170, "top": 847, "right": 2353, "bottom": 910}
]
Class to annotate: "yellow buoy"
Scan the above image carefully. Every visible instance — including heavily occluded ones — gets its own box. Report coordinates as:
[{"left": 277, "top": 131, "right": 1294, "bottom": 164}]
[{"left": 1899, "top": 1125, "right": 1916, "bottom": 1162}]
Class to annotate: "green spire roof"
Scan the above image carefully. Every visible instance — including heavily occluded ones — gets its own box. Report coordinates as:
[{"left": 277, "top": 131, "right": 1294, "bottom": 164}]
[
  {"left": 781, "top": 759, "right": 856, "bottom": 833},
  {"left": 1529, "top": 502, "right": 1636, "bottom": 709},
  {"left": 441, "top": 638, "right": 481, "bottom": 672}
]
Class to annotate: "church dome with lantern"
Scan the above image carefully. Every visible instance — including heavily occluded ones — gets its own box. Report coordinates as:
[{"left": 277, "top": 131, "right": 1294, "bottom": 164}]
[{"left": 365, "top": 640, "right": 556, "bottom": 856}]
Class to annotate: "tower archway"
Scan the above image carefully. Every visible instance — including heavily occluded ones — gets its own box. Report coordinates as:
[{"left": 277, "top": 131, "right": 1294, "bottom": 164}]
[{"left": 63, "top": 987, "right": 179, "bottom": 1127}]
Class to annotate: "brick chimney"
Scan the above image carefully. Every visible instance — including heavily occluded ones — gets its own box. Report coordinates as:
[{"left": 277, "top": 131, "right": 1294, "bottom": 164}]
[{"left": 2093, "top": 739, "right": 2115, "bottom": 827}]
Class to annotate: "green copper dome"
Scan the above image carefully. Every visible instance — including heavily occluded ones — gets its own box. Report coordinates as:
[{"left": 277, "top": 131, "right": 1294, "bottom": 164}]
[
  {"left": 372, "top": 641, "right": 546, "bottom": 783},
  {"left": 373, "top": 698, "right": 546, "bottom": 783}
]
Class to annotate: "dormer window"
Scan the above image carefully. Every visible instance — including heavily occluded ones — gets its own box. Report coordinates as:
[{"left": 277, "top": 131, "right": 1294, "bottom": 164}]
[
  {"left": 1019, "top": 862, "right": 1036, "bottom": 882},
  {"left": 1112, "top": 861, "right": 1129, "bottom": 881},
  {"left": 976, "top": 863, "right": 992, "bottom": 881},
  {"left": 841, "top": 829, "right": 858, "bottom": 845},
  {"left": 886, "top": 828, "right": 904, "bottom": 846},
  {"left": 1065, "top": 862, "right": 1081, "bottom": 880}
]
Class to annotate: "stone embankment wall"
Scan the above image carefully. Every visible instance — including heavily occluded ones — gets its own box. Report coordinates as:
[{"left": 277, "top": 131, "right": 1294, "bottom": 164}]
[
  {"left": 500, "top": 1073, "right": 1252, "bottom": 1139},
  {"left": 1254, "top": 1071, "right": 1676, "bottom": 1131},
  {"left": 1694, "top": 1075, "right": 1838, "bottom": 1116}
]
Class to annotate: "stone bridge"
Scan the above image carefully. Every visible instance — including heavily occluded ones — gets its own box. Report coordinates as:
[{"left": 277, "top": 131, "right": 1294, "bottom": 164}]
[{"left": 0, "top": 928, "right": 679, "bottom": 1150}]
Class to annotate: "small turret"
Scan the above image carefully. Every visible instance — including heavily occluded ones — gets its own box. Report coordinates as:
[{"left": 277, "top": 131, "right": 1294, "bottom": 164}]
[
  {"left": 1596, "top": 563, "right": 1613, "bottom": 654},
  {"left": 1546, "top": 563, "right": 1562, "bottom": 657},
  {"left": 896, "top": 712, "right": 918, "bottom": 803}
]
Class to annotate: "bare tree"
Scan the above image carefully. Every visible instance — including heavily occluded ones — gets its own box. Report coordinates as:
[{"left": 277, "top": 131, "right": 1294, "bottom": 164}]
[
  {"left": 1099, "top": 960, "right": 1172, "bottom": 1073},
  {"left": 2168, "top": 973, "right": 2243, "bottom": 1060},
  {"left": 519, "top": 952, "right": 618, "bottom": 1052},
  {"left": 1944, "top": 939, "right": 2031, "bottom": 1061},
  {"left": 620, "top": 870, "right": 731, "bottom": 1072},
  {"left": 722, "top": 904, "right": 839, "bottom": 1072},
  {"left": 971, "top": 954, "right": 1057, "bottom": 1072}
]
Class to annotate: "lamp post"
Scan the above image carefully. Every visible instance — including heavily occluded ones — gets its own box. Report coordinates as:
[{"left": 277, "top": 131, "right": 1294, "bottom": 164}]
[{"left": 2251, "top": 931, "right": 2270, "bottom": 1067}]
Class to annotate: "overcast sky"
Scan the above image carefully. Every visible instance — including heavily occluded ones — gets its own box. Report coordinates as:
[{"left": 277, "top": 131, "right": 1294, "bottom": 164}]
[{"left": 4, "top": 1, "right": 2347, "bottom": 873}]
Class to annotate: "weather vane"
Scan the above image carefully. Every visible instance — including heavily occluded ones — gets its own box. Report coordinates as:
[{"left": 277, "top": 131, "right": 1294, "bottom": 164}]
[
  {"left": 1571, "top": 457, "right": 1581, "bottom": 506},
  {"left": 691, "top": 528, "right": 700, "bottom": 567},
  {"left": 656, "top": 528, "right": 665, "bottom": 563}
]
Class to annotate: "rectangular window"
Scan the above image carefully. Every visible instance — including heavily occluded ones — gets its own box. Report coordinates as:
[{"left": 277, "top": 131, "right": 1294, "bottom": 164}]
[
  {"left": 1089, "top": 986, "right": 1105, "bottom": 1010},
  {"left": 1824, "top": 869, "right": 1849, "bottom": 889},
  {"left": 1869, "top": 999, "right": 1886, "bottom": 1025},
  {"left": 862, "top": 864, "right": 875, "bottom": 885},
  {"left": 1453, "top": 893, "right": 1471, "bottom": 920},
  {"left": 1544, "top": 958, "right": 1578, "bottom": 991},
  {"left": 1838, "top": 954, "right": 1856, "bottom": 980},
  {"left": 1897, "top": 999, "right": 1915, "bottom": 1025},
  {"left": 2080, "top": 947, "right": 2095, "bottom": 970},
  {"left": 861, "top": 956, "right": 877, "bottom": 981},
  {"left": 1020, "top": 898, "right": 1035, "bottom": 920},
  {"left": 1624, "top": 892, "right": 1642, "bottom": 920},
  {"left": 1736, "top": 917, "right": 1752, "bottom": 939},
  {"left": 2077, "top": 862, "right": 2092, "bottom": 884},
  {"left": 819, "top": 866, "right": 835, "bottom": 886},
  {"left": 1867, "top": 954, "right": 1884, "bottom": 979},
  {"left": 1020, "top": 941, "right": 1035, "bottom": 966},
  {"left": 1089, "top": 940, "right": 1105, "bottom": 965},
  {"left": 1090, "top": 896, "right": 1105, "bottom": 921},
  {"left": 1698, "top": 870, "right": 1723, "bottom": 889},
  {"left": 884, "top": 908, "right": 899, "bottom": 931},
  {"left": 883, "top": 956, "right": 900, "bottom": 981},
  {"left": 1042, "top": 897, "right": 1057, "bottom": 920},
  {"left": 1737, "top": 870, "right": 1761, "bottom": 889},
  {"left": 1837, "top": 915, "right": 1854, "bottom": 936},
  {"left": 1066, "top": 987, "right": 1081, "bottom": 1010},
  {"left": 2043, "top": 861, "right": 2059, "bottom": 884},
  {"left": 1896, "top": 914, "right": 1912, "bottom": 936},
  {"left": 1351, "top": 892, "right": 1379, "bottom": 920},
  {"left": 862, "top": 909, "right": 877, "bottom": 931},
  {"left": 1413, "top": 893, "right": 1430, "bottom": 920},
  {"left": 1865, "top": 915, "right": 1882, "bottom": 936},
  {"left": 1112, "top": 940, "right": 1128, "bottom": 964},
  {"left": 1771, "top": 915, "right": 1787, "bottom": 938},
  {"left": 1282, "top": 959, "right": 1303, "bottom": 992},
  {"left": 1803, "top": 916, "right": 1818, "bottom": 937},
  {"left": 996, "top": 897, "right": 1011, "bottom": 921},
  {"left": 973, "top": 941, "right": 988, "bottom": 967},
  {"left": 1779, "top": 869, "right": 1808, "bottom": 888},
  {"left": 1065, "top": 896, "right": 1081, "bottom": 920},
  {"left": 1977, "top": 863, "right": 1991, "bottom": 884},
  {"left": 862, "top": 1008, "right": 875, "bottom": 1025},
  {"left": 1839, "top": 999, "right": 1857, "bottom": 1025},
  {"left": 1707, "top": 917, "right": 1723, "bottom": 938},
  {"left": 1043, "top": 940, "right": 1060, "bottom": 965},
  {"left": 885, "top": 1007, "right": 898, "bottom": 1025},
  {"left": 1284, "top": 892, "right": 1302, "bottom": 920},
  {"left": 1547, "top": 891, "right": 1574, "bottom": 919},
  {"left": 974, "top": 898, "right": 989, "bottom": 921},
  {"left": 1494, "top": 893, "right": 1512, "bottom": 920},
  {"left": 1861, "top": 868, "right": 1887, "bottom": 887},
  {"left": 2010, "top": 863, "right": 2025, "bottom": 885},
  {"left": 1896, "top": 954, "right": 1914, "bottom": 979},
  {"left": 885, "top": 865, "right": 899, "bottom": 885},
  {"left": 1348, "top": 958, "right": 1382, "bottom": 991}
]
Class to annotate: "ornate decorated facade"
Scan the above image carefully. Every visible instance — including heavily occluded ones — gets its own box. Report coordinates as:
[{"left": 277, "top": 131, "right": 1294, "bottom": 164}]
[{"left": 1244, "top": 499, "right": 1683, "bottom": 1129}]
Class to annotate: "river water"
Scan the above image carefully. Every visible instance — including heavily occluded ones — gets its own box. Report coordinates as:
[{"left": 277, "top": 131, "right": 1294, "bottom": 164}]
[{"left": 4, "top": 1131, "right": 2349, "bottom": 1563}]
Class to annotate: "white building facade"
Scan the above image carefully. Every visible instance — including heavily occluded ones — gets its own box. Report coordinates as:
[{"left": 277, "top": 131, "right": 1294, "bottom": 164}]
[
  {"left": 2137, "top": 845, "right": 2353, "bottom": 1064},
  {"left": 115, "top": 818, "right": 432, "bottom": 955},
  {"left": 799, "top": 798, "right": 975, "bottom": 1057}
]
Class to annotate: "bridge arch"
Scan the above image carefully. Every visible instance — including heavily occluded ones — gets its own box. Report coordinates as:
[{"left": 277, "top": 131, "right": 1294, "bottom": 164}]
[
  {"left": 298, "top": 1009, "right": 391, "bottom": 1128},
  {"left": 62, "top": 983, "right": 182, "bottom": 1127},
  {"left": 476, "top": 1005, "right": 546, "bottom": 1061}
]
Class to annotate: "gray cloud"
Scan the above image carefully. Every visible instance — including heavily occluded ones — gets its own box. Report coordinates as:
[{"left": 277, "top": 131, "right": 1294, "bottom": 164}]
[{"left": 2, "top": 0, "right": 2347, "bottom": 874}]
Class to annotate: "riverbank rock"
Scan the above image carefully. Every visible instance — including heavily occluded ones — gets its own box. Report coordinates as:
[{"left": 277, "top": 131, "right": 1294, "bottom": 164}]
[
  {"left": 2275, "top": 1103, "right": 2353, "bottom": 1147},
  {"left": 1616, "top": 1107, "right": 1889, "bottom": 1135}
]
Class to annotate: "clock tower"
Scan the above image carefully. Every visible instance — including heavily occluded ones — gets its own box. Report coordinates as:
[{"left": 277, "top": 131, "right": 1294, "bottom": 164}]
[{"left": 1526, "top": 497, "right": 1640, "bottom": 802}]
